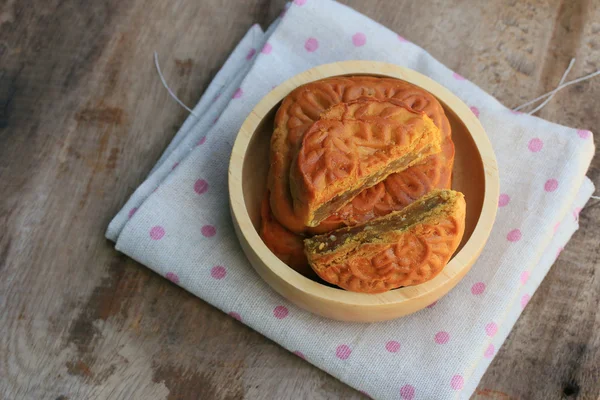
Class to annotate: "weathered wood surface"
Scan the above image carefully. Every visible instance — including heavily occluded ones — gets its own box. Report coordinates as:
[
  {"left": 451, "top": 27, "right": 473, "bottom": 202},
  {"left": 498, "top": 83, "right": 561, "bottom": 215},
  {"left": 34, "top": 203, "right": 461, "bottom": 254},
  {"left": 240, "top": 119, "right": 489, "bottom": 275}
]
[{"left": 0, "top": 0, "right": 598, "bottom": 399}]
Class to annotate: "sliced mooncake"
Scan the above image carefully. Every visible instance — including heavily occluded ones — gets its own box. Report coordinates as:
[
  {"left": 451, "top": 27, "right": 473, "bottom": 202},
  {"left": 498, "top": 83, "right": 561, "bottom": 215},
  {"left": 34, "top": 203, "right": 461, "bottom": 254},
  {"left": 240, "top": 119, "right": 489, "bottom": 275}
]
[
  {"left": 267, "top": 76, "right": 454, "bottom": 234},
  {"left": 290, "top": 98, "right": 442, "bottom": 227},
  {"left": 304, "top": 189, "right": 466, "bottom": 293}
]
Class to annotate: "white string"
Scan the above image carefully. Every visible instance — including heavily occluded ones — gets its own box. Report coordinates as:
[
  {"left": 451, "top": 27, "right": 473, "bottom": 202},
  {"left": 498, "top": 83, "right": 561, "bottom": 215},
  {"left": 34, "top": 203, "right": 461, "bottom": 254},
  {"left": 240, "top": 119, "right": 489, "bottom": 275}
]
[
  {"left": 513, "top": 58, "right": 575, "bottom": 112},
  {"left": 524, "top": 58, "right": 576, "bottom": 115},
  {"left": 152, "top": 52, "right": 600, "bottom": 202},
  {"left": 154, "top": 51, "right": 199, "bottom": 118},
  {"left": 511, "top": 59, "right": 599, "bottom": 204},
  {"left": 513, "top": 62, "right": 600, "bottom": 114}
]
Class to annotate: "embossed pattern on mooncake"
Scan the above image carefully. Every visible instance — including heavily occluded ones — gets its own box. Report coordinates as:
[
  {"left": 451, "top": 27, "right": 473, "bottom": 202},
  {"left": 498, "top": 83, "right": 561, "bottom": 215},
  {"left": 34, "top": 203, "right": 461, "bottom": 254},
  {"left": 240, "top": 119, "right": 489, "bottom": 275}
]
[
  {"left": 290, "top": 99, "right": 442, "bottom": 227},
  {"left": 304, "top": 190, "right": 466, "bottom": 293},
  {"left": 268, "top": 76, "right": 454, "bottom": 234}
]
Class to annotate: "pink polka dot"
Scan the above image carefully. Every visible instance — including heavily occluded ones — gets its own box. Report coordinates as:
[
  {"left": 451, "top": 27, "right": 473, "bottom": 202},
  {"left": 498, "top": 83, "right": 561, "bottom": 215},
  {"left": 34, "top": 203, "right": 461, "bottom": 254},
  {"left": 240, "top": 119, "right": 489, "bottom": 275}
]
[
  {"left": 201, "top": 225, "right": 216, "bottom": 237},
  {"left": 553, "top": 221, "right": 560, "bottom": 233},
  {"left": 520, "top": 271, "right": 530, "bottom": 285},
  {"left": 400, "top": 385, "right": 415, "bottom": 400},
  {"left": 450, "top": 375, "right": 464, "bottom": 390},
  {"left": 194, "top": 179, "right": 208, "bottom": 195},
  {"left": 484, "top": 344, "right": 495, "bottom": 358},
  {"left": 470, "top": 106, "right": 480, "bottom": 118},
  {"left": 352, "top": 32, "right": 367, "bottom": 47},
  {"left": 336, "top": 344, "right": 351, "bottom": 360},
  {"left": 294, "top": 0, "right": 306, "bottom": 5},
  {"left": 498, "top": 193, "right": 510, "bottom": 207},
  {"left": 556, "top": 246, "right": 564, "bottom": 258},
  {"left": 485, "top": 322, "right": 498, "bottom": 337},
  {"left": 507, "top": 229, "right": 522, "bottom": 242},
  {"left": 385, "top": 341, "right": 400, "bottom": 353},
  {"left": 426, "top": 301, "right": 437, "bottom": 309},
  {"left": 528, "top": 138, "right": 543, "bottom": 152},
  {"left": 246, "top": 48, "right": 256, "bottom": 60},
  {"left": 435, "top": 331, "right": 450, "bottom": 344},
  {"left": 573, "top": 207, "right": 582, "bottom": 220},
  {"left": 171, "top": 162, "right": 179, "bottom": 170},
  {"left": 233, "top": 88, "right": 243, "bottom": 99},
  {"left": 196, "top": 136, "right": 206, "bottom": 146},
  {"left": 210, "top": 265, "right": 227, "bottom": 280},
  {"left": 305, "top": 37, "right": 319, "bottom": 52},
  {"left": 293, "top": 350, "right": 305, "bottom": 359},
  {"left": 397, "top": 34, "right": 408, "bottom": 42},
  {"left": 261, "top": 43, "right": 272, "bottom": 54},
  {"left": 577, "top": 129, "right": 591, "bottom": 139},
  {"left": 165, "top": 272, "right": 179, "bottom": 284},
  {"left": 471, "top": 282, "right": 486, "bottom": 295},
  {"left": 150, "top": 226, "right": 165, "bottom": 240},
  {"left": 521, "top": 293, "right": 530, "bottom": 309},
  {"left": 228, "top": 312, "right": 242, "bottom": 321},
  {"left": 510, "top": 110, "right": 523, "bottom": 115},
  {"left": 544, "top": 179, "right": 558, "bottom": 192},
  {"left": 453, "top": 72, "right": 465, "bottom": 80},
  {"left": 128, "top": 207, "right": 138, "bottom": 218},
  {"left": 273, "top": 305, "right": 289, "bottom": 319}
]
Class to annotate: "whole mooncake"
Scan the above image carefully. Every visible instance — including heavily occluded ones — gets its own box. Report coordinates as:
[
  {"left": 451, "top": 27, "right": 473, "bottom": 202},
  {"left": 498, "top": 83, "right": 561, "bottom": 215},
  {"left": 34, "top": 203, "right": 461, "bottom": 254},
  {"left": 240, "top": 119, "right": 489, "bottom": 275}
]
[
  {"left": 304, "top": 189, "right": 466, "bottom": 293},
  {"left": 289, "top": 98, "right": 442, "bottom": 228},
  {"left": 268, "top": 76, "right": 454, "bottom": 235}
]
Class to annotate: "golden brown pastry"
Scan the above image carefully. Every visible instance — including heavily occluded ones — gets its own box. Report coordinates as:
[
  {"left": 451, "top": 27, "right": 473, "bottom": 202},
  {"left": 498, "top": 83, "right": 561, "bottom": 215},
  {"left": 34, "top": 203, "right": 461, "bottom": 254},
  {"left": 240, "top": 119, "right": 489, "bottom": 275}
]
[
  {"left": 289, "top": 98, "right": 442, "bottom": 228},
  {"left": 268, "top": 76, "right": 454, "bottom": 235},
  {"left": 260, "top": 191, "right": 316, "bottom": 279},
  {"left": 304, "top": 189, "right": 466, "bottom": 293}
]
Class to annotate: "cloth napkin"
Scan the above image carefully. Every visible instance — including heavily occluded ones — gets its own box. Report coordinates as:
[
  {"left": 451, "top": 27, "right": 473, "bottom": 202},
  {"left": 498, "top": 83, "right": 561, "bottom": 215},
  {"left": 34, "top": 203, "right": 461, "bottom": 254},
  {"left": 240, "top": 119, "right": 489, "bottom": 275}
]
[{"left": 106, "top": 1, "right": 596, "bottom": 398}]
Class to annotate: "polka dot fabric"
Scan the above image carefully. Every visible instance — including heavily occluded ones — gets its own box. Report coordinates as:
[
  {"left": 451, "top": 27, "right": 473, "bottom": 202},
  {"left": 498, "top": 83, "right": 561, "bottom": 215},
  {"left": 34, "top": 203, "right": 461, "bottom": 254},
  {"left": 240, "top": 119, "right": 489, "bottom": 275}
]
[{"left": 107, "top": 1, "right": 596, "bottom": 399}]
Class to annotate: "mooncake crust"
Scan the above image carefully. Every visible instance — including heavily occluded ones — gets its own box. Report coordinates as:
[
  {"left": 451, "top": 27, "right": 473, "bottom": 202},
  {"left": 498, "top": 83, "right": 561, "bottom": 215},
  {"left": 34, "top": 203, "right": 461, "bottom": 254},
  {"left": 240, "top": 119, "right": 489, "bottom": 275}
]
[
  {"left": 304, "top": 190, "right": 466, "bottom": 293},
  {"left": 268, "top": 76, "right": 454, "bottom": 234},
  {"left": 290, "top": 98, "right": 442, "bottom": 227},
  {"left": 259, "top": 191, "right": 315, "bottom": 279}
]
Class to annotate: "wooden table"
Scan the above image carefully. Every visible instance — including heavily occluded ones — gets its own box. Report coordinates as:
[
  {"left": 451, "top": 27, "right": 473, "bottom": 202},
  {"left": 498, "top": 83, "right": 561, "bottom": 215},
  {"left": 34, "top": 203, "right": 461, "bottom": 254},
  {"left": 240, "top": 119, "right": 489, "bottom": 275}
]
[{"left": 1, "top": 0, "right": 598, "bottom": 399}]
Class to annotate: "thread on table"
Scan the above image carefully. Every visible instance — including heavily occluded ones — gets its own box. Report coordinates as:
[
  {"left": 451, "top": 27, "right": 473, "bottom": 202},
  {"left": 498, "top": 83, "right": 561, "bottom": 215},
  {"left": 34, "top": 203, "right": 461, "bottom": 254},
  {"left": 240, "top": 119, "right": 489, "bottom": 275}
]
[
  {"left": 153, "top": 52, "right": 600, "bottom": 202},
  {"left": 513, "top": 58, "right": 600, "bottom": 114},
  {"left": 512, "top": 58, "right": 599, "bottom": 204},
  {"left": 154, "top": 52, "right": 199, "bottom": 118},
  {"left": 514, "top": 58, "right": 575, "bottom": 114},
  {"left": 154, "top": 51, "right": 599, "bottom": 120}
]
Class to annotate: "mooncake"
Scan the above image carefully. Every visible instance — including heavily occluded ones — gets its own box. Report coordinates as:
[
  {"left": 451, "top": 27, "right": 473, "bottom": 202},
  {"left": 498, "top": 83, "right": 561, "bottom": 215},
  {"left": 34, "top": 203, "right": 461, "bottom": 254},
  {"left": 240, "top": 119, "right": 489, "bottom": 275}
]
[
  {"left": 304, "top": 189, "right": 466, "bottom": 293},
  {"left": 268, "top": 76, "right": 454, "bottom": 234},
  {"left": 289, "top": 98, "right": 442, "bottom": 228},
  {"left": 259, "top": 191, "right": 315, "bottom": 279}
]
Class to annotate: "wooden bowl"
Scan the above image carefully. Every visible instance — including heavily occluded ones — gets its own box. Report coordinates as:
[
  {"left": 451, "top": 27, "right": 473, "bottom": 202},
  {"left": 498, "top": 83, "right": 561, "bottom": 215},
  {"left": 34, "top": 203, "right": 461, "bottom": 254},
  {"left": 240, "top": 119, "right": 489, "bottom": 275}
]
[{"left": 229, "top": 61, "right": 499, "bottom": 322}]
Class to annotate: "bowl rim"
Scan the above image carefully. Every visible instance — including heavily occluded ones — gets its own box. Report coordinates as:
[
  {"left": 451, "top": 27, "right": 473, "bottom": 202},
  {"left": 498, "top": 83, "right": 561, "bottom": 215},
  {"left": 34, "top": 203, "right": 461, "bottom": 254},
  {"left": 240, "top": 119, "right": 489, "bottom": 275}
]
[{"left": 228, "top": 60, "right": 499, "bottom": 307}]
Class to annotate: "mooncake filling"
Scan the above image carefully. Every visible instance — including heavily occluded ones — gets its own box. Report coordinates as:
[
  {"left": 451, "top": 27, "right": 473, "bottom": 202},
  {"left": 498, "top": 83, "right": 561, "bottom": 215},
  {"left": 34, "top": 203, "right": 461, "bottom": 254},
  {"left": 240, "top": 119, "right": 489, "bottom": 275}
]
[
  {"left": 306, "top": 191, "right": 448, "bottom": 255},
  {"left": 309, "top": 144, "right": 439, "bottom": 225}
]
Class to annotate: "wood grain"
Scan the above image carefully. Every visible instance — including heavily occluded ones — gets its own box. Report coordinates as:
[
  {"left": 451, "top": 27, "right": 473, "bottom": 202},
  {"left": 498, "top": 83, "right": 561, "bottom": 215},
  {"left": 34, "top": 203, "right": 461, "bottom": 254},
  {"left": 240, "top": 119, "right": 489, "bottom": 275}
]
[{"left": 0, "top": 0, "right": 598, "bottom": 399}]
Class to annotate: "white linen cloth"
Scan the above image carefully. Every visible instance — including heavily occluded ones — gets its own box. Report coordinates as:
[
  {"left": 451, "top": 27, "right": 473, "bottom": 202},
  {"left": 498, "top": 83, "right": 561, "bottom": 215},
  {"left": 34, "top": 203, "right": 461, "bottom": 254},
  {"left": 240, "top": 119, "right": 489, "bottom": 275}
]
[{"left": 106, "top": 1, "right": 596, "bottom": 398}]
